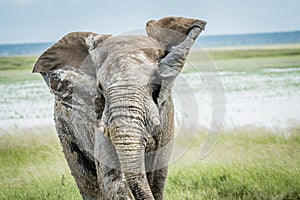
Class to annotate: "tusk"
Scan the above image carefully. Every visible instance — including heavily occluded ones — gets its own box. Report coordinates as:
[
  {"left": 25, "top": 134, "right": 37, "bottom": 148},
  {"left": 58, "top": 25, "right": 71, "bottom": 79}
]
[
  {"left": 152, "top": 116, "right": 160, "bottom": 126},
  {"left": 152, "top": 117, "right": 160, "bottom": 126},
  {"left": 96, "top": 123, "right": 110, "bottom": 138},
  {"left": 99, "top": 126, "right": 105, "bottom": 133}
]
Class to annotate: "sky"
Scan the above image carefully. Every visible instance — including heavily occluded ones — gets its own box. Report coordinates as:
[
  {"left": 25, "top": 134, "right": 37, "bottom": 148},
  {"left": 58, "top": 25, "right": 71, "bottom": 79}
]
[{"left": 0, "top": 0, "right": 299, "bottom": 44}]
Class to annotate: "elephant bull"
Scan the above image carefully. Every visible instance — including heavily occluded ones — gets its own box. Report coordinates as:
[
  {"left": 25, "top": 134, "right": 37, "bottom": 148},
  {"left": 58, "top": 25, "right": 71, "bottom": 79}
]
[{"left": 33, "top": 16, "right": 206, "bottom": 200}]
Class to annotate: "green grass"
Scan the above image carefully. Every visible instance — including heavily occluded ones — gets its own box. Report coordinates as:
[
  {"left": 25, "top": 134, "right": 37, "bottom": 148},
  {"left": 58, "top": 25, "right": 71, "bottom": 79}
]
[
  {"left": 0, "top": 56, "right": 41, "bottom": 83},
  {"left": 0, "top": 56, "right": 37, "bottom": 71},
  {"left": 166, "top": 126, "right": 300, "bottom": 199},
  {"left": 0, "top": 127, "right": 81, "bottom": 199},
  {"left": 190, "top": 47, "right": 300, "bottom": 61},
  {"left": 183, "top": 45, "right": 300, "bottom": 73},
  {"left": 0, "top": 126, "right": 299, "bottom": 199}
]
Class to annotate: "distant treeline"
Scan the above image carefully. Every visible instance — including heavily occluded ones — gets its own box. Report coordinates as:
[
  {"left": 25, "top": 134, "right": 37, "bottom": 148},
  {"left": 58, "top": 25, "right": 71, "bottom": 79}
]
[{"left": 1, "top": 31, "right": 300, "bottom": 56}]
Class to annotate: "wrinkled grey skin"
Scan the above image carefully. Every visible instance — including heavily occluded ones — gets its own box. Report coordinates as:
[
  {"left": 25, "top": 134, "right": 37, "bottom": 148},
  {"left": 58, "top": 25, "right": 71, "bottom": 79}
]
[{"left": 33, "top": 17, "right": 206, "bottom": 200}]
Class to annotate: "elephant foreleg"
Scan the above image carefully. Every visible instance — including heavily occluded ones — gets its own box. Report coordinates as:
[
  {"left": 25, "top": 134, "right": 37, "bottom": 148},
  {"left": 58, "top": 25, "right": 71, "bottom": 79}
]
[
  {"left": 145, "top": 145, "right": 172, "bottom": 200},
  {"left": 56, "top": 120, "right": 101, "bottom": 200},
  {"left": 146, "top": 167, "right": 168, "bottom": 200}
]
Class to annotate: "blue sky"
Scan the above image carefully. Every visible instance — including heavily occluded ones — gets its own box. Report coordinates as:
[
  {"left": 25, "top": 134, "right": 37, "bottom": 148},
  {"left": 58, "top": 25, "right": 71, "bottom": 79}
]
[{"left": 1, "top": 0, "right": 299, "bottom": 44}]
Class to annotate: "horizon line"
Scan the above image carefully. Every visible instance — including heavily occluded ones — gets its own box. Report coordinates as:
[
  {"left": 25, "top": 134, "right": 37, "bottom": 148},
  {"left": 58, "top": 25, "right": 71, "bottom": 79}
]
[{"left": 0, "top": 30, "right": 300, "bottom": 46}]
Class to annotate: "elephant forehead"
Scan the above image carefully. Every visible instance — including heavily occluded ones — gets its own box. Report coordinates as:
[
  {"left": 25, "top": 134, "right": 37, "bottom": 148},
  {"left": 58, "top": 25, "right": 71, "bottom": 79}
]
[
  {"left": 102, "top": 35, "right": 163, "bottom": 60},
  {"left": 104, "top": 35, "right": 159, "bottom": 50},
  {"left": 98, "top": 53, "right": 158, "bottom": 87},
  {"left": 96, "top": 35, "right": 161, "bottom": 87}
]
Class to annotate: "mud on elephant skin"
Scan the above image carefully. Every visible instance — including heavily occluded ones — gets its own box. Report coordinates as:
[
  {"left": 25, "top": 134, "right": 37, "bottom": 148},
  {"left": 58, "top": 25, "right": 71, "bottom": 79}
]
[{"left": 33, "top": 16, "right": 206, "bottom": 200}]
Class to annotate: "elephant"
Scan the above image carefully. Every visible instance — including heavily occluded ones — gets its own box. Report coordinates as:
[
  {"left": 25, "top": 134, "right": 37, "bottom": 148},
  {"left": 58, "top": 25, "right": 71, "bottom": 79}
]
[{"left": 33, "top": 16, "right": 206, "bottom": 200}]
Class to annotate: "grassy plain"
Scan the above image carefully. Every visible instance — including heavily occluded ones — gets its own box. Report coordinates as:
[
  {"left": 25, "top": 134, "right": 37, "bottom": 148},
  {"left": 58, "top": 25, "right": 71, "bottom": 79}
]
[
  {"left": 0, "top": 56, "right": 39, "bottom": 83},
  {"left": 0, "top": 126, "right": 299, "bottom": 199},
  {"left": 184, "top": 44, "right": 300, "bottom": 72},
  {"left": 1, "top": 44, "right": 300, "bottom": 199}
]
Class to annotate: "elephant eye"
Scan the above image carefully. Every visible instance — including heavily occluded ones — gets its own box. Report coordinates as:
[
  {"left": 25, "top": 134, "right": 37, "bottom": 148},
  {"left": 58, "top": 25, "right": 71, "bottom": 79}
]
[
  {"left": 98, "top": 83, "right": 104, "bottom": 94},
  {"left": 151, "top": 84, "right": 160, "bottom": 105}
]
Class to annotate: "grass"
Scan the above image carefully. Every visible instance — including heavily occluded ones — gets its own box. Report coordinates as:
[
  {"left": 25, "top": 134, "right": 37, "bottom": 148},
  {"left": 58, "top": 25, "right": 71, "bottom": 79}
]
[
  {"left": 183, "top": 44, "right": 300, "bottom": 73},
  {"left": 167, "top": 126, "right": 300, "bottom": 199},
  {"left": 0, "top": 126, "right": 300, "bottom": 199},
  {"left": 191, "top": 47, "right": 300, "bottom": 60},
  {"left": 0, "top": 56, "right": 41, "bottom": 84},
  {"left": 0, "top": 127, "right": 81, "bottom": 199},
  {"left": 0, "top": 56, "right": 37, "bottom": 71}
]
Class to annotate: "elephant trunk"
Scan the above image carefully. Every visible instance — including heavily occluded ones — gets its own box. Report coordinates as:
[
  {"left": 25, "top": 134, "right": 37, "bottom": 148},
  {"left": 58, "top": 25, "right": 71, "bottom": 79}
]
[{"left": 106, "top": 85, "right": 154, "bottom": 200}]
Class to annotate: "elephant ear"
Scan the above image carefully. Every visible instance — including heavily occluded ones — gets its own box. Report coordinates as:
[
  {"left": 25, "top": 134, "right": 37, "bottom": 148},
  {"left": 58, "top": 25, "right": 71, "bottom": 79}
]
[
  {"left": 146, "top": 16, "right": 206, "bottom": 109},
  {"left": 33, "top": 32, "right": 112, "bottom": 77},
  {"left": 33, "top": 32, "right": 112, "bottom": 118},
  {"left": 146, "top": 16, "right": 206, "bottom": 52}
]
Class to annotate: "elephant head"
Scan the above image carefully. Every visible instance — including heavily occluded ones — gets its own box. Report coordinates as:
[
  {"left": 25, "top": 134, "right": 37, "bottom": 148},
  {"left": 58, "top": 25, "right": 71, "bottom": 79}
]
[{"left": 33, "top": 16, "right": 206, "bottom": 199}]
